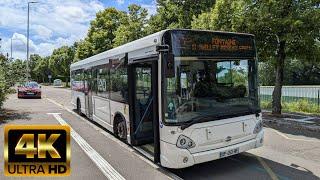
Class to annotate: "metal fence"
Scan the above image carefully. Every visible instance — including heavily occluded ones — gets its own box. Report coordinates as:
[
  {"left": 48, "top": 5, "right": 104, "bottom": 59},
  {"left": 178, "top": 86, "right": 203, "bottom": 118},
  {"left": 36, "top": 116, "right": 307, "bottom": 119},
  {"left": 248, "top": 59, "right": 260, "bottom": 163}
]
[{"left": 259, "top": 86, "right": 320, "bottom": 107}]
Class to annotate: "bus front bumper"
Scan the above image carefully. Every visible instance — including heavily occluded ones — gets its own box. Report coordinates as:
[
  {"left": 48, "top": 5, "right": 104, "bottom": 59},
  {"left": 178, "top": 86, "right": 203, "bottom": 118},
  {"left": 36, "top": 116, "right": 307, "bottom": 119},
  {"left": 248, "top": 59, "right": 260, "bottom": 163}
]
[{"left": 160, "top": 130, "right": 264, "bottom": 169}]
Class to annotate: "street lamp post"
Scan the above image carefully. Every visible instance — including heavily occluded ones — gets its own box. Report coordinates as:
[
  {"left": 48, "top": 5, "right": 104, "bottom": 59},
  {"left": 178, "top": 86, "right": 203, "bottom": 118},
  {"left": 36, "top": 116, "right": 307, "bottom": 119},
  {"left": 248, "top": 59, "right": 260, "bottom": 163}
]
[
  {"left": 11, "top": 38, "right": 12, "bottom": 60},
  {"left": 26, "top": 1, "right": 37, "bottom": 81}
]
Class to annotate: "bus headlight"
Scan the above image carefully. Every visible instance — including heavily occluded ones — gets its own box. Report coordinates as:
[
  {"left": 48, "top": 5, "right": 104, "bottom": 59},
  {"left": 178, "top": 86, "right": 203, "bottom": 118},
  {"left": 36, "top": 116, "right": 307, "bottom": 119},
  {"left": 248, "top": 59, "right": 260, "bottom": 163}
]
[
  {"left": 176, "top": 135, "right": 195, "bottom": 149},
  {"left": 253, "top": 120, "right": 263, "bottom": 134}
]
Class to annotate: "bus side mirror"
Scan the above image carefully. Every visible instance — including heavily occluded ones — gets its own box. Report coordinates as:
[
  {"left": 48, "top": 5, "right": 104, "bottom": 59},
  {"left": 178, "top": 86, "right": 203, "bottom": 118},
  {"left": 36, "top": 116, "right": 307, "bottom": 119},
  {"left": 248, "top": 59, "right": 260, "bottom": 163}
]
[{"left": 164, "top": 53, "right": 175, "bottom": 78}]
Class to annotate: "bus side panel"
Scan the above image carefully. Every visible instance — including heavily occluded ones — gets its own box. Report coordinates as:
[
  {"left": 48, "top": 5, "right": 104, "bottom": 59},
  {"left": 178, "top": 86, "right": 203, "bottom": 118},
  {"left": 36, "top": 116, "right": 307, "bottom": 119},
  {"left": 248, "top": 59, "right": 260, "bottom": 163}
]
[{"left": 92, "top": 95, "right": 111, "bottom": 124}]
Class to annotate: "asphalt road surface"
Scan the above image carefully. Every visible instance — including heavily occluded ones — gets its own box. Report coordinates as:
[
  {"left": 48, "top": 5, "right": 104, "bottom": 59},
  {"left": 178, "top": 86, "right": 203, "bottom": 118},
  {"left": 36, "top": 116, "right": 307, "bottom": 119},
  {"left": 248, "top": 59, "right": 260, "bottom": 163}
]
[{"left": 1, "top": 86, "right": 320, "bottom": 180}]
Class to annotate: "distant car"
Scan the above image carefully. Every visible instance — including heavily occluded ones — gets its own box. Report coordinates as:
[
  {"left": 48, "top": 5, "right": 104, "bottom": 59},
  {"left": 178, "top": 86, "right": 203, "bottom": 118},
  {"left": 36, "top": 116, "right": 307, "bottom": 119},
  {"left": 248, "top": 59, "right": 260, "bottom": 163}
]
[
  {"left": 17, "top": 82, "right": 42, "bottom": 99},
  {"left": 53, "top": 79, "right": 62, "bottom": 87}
]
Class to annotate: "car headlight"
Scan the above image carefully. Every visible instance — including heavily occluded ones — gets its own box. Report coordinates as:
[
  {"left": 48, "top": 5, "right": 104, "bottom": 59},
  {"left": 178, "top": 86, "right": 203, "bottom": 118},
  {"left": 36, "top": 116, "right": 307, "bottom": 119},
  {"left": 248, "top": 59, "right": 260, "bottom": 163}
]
[
  {"left": 176, "top": 135, "right": 195, "bottom": 149},
  {"left": 253, "top": 120, "right": 263, "bottom": 134}
]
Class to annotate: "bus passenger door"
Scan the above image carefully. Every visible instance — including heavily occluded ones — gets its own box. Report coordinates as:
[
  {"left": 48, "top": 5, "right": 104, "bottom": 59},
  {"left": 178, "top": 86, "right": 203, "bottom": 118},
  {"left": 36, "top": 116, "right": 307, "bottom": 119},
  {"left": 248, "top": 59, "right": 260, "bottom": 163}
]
[
  {"left": 84, "top": 69, "right": 93, "bottom": 118},
  {"left": 129, "top": 59, "right": 159, "bottom": 148}
]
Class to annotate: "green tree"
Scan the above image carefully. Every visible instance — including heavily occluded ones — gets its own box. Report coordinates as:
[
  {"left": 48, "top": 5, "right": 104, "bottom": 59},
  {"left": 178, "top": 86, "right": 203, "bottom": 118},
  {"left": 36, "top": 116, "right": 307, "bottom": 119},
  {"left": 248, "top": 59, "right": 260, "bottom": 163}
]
[
  {"left": 193, "top": 0, "right": 320, "bottom": 114},
  {"left": 0, "top": 54, "right": 11, "bottom": 108},
  {"left": 191, "top": 0, "right": 245, "bottom": 31},
  {"left": 113, "top": 4, "right": 148, "bottom": 47},
  {"left": 244, "top": 0, "right": 320, "bottom": 114},
  {"left": 29, "top": 54, "right": 43, "bottom": 82},
  {"left": 10, "top": 59, "right": 27, "bottom": 83},
  {"left": 87, "top": 8, "right": 125, "bottom": 54},
  {"left": 146, "top": 0, "right": 215, "bottom": 34},
  {"left": 74, "top": 40, "right": 92, "bottom": 62},
  {"left": 49, "top": 45, "right": 76, "bottom": 85},
  {"left": 33, "top": 56, "right": 50, "bottom": 83},
  {"left": 74, "top": 8, "right": 125, "bottom": 61}
]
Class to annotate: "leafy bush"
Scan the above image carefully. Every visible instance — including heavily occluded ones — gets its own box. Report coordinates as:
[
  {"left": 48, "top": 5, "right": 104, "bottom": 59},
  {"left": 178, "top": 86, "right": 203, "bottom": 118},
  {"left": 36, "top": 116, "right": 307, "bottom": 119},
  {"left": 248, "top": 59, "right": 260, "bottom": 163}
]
[
  {"left": 260, "top": 100, "right": 272, "bottom": 109},
  {"left": 261, "top": 99, "right": 320, "bottom": 114},
  {"left": 0, "top": 54, "right": 13, "bottom": 109}
]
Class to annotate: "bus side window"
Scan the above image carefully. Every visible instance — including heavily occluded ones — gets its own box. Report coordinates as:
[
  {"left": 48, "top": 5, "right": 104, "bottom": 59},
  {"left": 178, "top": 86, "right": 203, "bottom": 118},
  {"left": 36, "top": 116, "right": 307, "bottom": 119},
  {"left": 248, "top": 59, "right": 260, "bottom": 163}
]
[
  {"left": 110, "top": 58, "right": 128, "bottom": 103},
  {"left": 97, "top": 66, "right": 109, "bottom": 98}
]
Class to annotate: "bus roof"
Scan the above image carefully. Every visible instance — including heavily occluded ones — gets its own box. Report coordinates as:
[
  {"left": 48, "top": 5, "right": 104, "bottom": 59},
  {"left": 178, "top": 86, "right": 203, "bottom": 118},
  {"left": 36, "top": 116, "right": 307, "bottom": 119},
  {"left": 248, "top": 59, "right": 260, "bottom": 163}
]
[
  {"left": 70, "top": 30, "right": 167, "bottom": 70},
  {"left": 70, "top": 29, "right": 254, "bottom": 71}
]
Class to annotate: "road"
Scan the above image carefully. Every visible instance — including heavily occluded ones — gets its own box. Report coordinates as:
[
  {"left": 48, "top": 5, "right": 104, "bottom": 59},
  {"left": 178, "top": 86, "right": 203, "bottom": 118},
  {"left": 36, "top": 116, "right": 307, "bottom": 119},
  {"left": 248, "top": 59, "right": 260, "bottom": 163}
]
[{"left": 1, "top": 86, "right": 320, "bottom": 180}]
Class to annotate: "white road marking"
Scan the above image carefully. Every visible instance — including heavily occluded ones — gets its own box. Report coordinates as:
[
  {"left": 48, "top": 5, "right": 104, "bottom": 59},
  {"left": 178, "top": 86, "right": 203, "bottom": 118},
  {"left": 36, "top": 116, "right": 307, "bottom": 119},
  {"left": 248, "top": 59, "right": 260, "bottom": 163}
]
[
  {"left": 46, "top": 97, "right": 179, "bottom": 180},
  {"left": 256, "top": 156, "right": 279, "bottom": 180},
  {"left": 47, "top": 112, "right": 125, "bottom": 180}
]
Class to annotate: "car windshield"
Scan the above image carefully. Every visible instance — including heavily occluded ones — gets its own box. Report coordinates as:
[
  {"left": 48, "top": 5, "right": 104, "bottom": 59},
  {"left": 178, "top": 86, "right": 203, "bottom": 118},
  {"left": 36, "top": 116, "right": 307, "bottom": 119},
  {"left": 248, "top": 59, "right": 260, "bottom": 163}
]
[
  {"left": 163, "top": 58, "right": 259, "bottom": 124},
  {"left": 25, "top": 82, "right": 39, "bottom": 88}
]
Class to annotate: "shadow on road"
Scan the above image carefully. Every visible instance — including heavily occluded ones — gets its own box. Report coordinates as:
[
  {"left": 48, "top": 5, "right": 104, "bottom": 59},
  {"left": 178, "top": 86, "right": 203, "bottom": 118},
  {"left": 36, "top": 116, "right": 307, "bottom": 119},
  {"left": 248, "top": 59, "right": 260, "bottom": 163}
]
[
  {"left": 70, "top": 107, "right": 319, "bottom": 180},
  {"left": 170, "top": 152, "right": 319, "bottom": 180},
  {"left": 0, "top": 109, "right": 31, "bottom": 124}
]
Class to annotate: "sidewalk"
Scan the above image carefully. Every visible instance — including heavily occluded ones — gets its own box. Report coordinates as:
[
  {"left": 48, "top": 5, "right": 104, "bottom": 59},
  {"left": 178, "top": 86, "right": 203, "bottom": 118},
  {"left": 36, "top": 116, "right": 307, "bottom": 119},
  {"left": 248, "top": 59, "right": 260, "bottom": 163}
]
[{"left": 262, "top": 111, "right": 320, "bottom": 138}]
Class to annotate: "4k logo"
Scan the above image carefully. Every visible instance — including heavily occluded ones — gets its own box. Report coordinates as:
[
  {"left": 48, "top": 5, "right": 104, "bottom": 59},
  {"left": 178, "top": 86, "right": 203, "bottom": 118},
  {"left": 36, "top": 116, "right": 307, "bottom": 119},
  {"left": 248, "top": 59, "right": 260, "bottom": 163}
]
[{"left": 4, "top": 125, "right": 71, "bottom": 176}]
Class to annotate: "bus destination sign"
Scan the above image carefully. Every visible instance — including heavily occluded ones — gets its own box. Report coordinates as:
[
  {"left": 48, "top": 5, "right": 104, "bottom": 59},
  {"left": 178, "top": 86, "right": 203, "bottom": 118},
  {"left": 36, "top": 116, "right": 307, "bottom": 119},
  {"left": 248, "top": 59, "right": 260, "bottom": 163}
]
[{"left": 171, "top": 31, "right": 255, "bottom": 58}]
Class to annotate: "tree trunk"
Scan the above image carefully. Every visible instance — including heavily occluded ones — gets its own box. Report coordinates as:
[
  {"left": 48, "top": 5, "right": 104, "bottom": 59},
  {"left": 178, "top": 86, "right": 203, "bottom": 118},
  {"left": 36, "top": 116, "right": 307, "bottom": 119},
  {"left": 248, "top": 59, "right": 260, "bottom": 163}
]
[
  {"left": 272, "top": 41, "right": 286, "bottom": 115},
  {"left": 66, "top": 77, "right": 69, "bottom": 87}
]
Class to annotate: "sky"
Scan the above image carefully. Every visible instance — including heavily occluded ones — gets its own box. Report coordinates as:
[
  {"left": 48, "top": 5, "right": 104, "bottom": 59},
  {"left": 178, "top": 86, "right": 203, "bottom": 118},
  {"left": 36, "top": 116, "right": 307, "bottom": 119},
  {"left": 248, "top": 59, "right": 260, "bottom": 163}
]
[{"left": 0, "top": 0, "right": 156, "bottom": 60}]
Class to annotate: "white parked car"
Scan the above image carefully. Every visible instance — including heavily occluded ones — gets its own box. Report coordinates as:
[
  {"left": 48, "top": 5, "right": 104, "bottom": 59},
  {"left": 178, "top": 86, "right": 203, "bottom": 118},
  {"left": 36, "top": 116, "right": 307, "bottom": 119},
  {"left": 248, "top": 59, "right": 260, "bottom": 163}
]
[{"left": 53, "top": 79, "right": 62, "bottom": 87}]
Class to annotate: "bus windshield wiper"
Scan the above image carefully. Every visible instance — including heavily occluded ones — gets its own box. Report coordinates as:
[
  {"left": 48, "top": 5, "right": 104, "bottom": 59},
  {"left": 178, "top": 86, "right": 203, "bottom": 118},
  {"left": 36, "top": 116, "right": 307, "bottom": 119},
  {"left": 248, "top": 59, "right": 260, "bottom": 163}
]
[{"left": 180, "top": 115, "right": 219, "bottom": 130}]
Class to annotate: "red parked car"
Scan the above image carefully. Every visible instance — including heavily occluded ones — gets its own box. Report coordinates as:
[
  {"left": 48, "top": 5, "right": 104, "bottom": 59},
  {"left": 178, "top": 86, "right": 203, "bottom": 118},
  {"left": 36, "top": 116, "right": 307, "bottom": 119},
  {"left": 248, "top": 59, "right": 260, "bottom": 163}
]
[{"left": 17, "top": 82, "right": 42, "bottom": 99}]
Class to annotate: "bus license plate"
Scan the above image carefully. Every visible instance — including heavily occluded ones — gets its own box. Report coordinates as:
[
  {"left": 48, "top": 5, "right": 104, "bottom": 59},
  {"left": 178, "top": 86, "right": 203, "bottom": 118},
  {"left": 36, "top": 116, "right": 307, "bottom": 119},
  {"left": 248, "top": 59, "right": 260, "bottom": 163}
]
[{"left": 219, "top": 148, "right": 239, "bottom": 158}]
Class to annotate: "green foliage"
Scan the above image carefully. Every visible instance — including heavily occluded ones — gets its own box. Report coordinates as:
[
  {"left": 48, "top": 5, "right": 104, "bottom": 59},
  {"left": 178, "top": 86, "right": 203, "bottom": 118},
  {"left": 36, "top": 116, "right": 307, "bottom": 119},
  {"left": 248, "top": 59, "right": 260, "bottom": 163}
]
[
  {"left": 10, "top": 59, "right": 27, "bottom": 83},
  {"left": 241, "top": 0, "right": 320, "bottom": 62},
  {"left": 113, "top": 4, "right": 148, "bottom": 47},
  {"left": 192, "top": 0, "right": 320, "bottom": 114},
  {"left": 29, "top": 54, "right": 43, "bottom": 82},
  {"left": 261, "top": 99, "right": 320, "bottom": 114},
  {"left": 33, "top": 56, "right": 50, "bottom": 83},
  {"left": 0, "top": 54, "right": 12, "bottom": 108},
  {"left": 49, "top": 45, "right": 76, "bottom": 83},
  {"left": 146, "top": 0, "right": 215, "bottom": 34},
  {"left": 87, "top": 8, "right": 125, "bottom": 54},
  {"left": 74, "top": 40, "right": 93, "bottom": 62},
  {"left": 260, "top": 58, "right": 320, "bottom": 86},
  {"left": 192, "top": 0, "right": 245, "bottom": 31}
]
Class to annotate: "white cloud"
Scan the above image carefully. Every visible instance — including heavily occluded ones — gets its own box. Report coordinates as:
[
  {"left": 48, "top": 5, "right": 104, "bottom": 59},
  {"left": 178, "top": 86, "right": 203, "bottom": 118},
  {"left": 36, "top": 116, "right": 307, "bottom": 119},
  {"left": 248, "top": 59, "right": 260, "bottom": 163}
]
[
  {"left": 0, "top": 0, "right": 105, "bottom": 60},
  {"left": 55, "top": 6, "right": 88, "bottom": 22},
  {"left": 1, "top": 32, "right": 82, "bottom": 59},
  {"left": 90, "top": 1, "right": 104, "bottom": 12},
  {"left": 12, "top": 33, "right": 37, "bottom": 53},
  {"left": 32, "top": 25, "right": 53, "bottom": 40},
  {"left": 116, "top": 0, "right": 124, "bottom": 5}
]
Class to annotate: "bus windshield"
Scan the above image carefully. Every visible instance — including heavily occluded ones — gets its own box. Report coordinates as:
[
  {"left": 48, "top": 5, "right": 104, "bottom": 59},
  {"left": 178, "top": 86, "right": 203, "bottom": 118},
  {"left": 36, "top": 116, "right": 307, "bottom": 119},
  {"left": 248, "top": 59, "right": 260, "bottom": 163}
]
[{"left": 163, "top": 58, "right": 259, "bottom": 124}]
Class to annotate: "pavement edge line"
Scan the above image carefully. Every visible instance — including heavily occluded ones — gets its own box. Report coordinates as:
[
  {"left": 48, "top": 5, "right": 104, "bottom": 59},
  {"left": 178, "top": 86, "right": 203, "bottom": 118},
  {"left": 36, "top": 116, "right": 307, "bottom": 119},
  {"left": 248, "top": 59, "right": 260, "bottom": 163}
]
[{"left": 48, "top": 112, "right": 125, "bottom": 180}]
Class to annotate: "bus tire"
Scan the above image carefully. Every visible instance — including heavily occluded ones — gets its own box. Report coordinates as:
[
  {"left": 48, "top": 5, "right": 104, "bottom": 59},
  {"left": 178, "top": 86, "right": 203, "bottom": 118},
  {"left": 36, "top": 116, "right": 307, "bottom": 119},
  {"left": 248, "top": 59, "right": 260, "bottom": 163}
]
[
  {"left": 76, "top": 99, "right": 81, "bottom": 115},
  {"left": 114, "top": 115, "right": 127, "bottom": 141}
]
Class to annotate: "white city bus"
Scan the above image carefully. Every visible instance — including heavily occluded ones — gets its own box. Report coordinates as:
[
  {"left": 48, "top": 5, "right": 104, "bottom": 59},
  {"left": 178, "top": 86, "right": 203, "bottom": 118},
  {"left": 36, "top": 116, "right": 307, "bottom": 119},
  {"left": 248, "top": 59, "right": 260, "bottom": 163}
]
[{"left": 70, "top": 29, "right": 264, "bottom": 169}]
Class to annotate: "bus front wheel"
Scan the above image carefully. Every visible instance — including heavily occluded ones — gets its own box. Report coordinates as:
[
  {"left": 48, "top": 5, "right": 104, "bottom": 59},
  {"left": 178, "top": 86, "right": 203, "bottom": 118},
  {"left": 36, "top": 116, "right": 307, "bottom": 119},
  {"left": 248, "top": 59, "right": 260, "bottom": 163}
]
[{"left": 114, "top": 116, "right": 127, "bottom": 141}]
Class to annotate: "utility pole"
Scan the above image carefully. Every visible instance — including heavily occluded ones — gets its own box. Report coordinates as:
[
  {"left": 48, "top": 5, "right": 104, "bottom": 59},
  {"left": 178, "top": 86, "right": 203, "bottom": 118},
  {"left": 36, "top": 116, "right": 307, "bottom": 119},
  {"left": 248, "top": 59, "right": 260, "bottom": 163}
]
[
  {"left": 10, "top": 38, "right": 12, "bottom": 60},
  {"left": 26, "top": 1, "right": 38, "bottom": 81}
]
